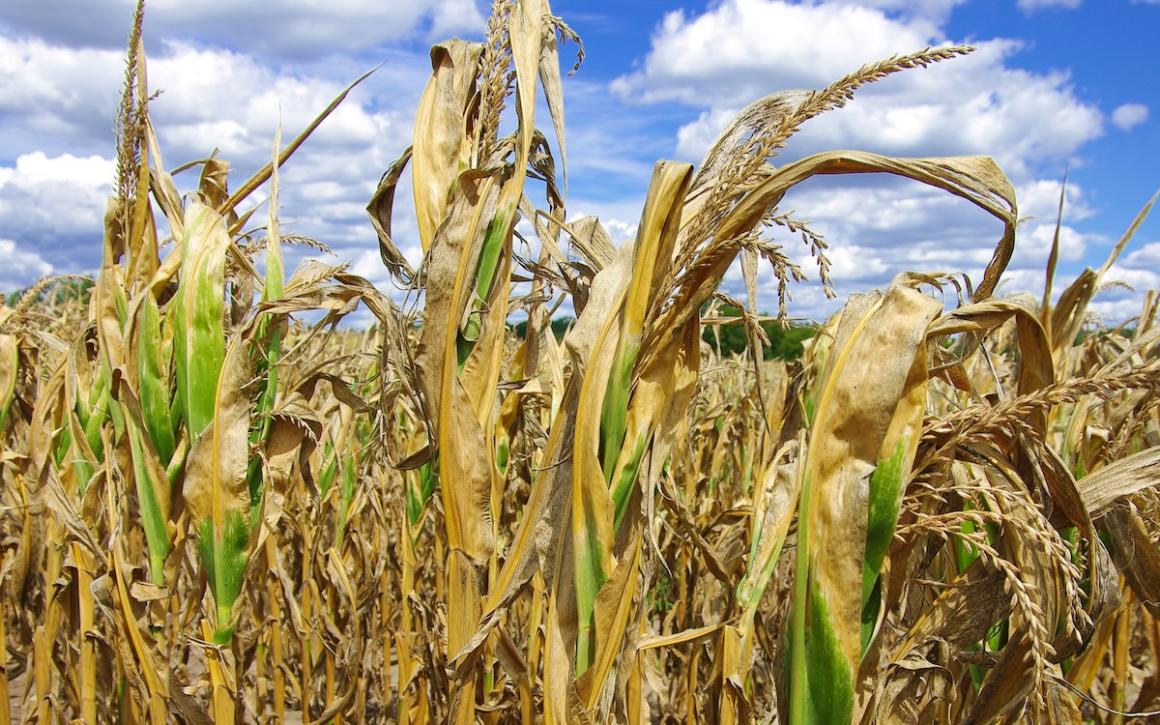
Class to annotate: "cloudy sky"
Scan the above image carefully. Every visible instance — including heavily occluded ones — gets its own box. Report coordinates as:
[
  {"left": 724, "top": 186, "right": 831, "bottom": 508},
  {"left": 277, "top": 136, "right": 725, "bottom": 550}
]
[{"left": 1, "top": 0, "right": 1157, "bottom": 322}]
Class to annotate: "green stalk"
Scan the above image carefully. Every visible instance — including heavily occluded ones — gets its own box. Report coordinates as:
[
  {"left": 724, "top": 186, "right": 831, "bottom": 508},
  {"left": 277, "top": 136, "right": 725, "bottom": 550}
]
[
  {"left": 574, "top": 518, "right": 608, "bottom": 677},
  {"left": 75, "top": 364, "right": 112, "bottom": 492},
  {"left": 245, "top": 319, "right": 282, "bottom": 510},
  {"left": 789, "top": 470, "right": 812, "bottom": 725},
  {"left": 862, "top": 439, "right": 908, "bottom": 603},
  {"left": 318, "top": 442, "right": 338, "bottom": 498},
  {"left": 405, "top": 460, "right": 437, "bottom": 527}
]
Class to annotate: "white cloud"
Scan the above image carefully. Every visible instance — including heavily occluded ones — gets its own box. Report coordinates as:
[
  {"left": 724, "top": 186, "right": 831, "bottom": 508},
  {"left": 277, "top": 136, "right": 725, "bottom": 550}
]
[
  {"left": 1088, "top": 297, "right": 1147, "bottom": 324},
  {"left": 1101, "top": 265, "right": 1159, "bottom": 293},
  {"left": 1017, "top": 177, "right": 1094, "bottom": 223},
  {"left": 602, "top": 218, "right": 639, "bottom": 244},
  {"left": 0, "top": 239, "right": 53, "bottom": 292},
  {"left": 824, "top": 245, "right": 890, "bottom": 280},
  {"left": 1013, "top": 220, "right": 1093, "bottom": 265},
  {"left": 612, "top": 0, "right": 938, "bottom": 108},
  {"left": 0, "top": 152, "right": 114, "bottom": 275},
  {"left": 0, "top": 36, "right": 420, "bottom": 161},
  {"left": 1111, "top": 103, "right": 1148, "bottom": 131},
  {"left": 614, "top": 4, "right": 1102, "bottom": 179},
  {"left": 0, "top": 151, "right": 114, "bottom": 188},
  {"left": 568, "top": 198, "right": 650, "bottom": 243},
  {"left": 601, "top": 0, "right": 1132, "bottom": 319},
  {"left": 625, "top": 22, "right": 1101, "bottom": 178},
  {"left": 1022, "top": 247, "right": 1159, "bottom": 325},
  {"left": 0, "top": 0, "right": 485, "bottom": 60},
  {"left": 1119, "top": 241, "right": 1160, "bottom": 271},
  {"left": 0, "top": 37, "right": 124, "bottom": 147},
  {"left": 138, "top": 42, "right": 416, "bottom": 167},
  {"left": 0, "top": 32, "right": 423, "bottom": 281},
  {"left": 1017, "top": 0, "right": 1082, "bottom": 12},
  {"left": 427, "top": 0, "right": 488, "bottom": 39}
]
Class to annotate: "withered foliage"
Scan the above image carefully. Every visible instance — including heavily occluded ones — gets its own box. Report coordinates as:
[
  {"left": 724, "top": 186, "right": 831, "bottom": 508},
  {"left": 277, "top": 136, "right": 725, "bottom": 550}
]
[{"left": 1, "top": 1, "right": 1158, "bottom": 723}]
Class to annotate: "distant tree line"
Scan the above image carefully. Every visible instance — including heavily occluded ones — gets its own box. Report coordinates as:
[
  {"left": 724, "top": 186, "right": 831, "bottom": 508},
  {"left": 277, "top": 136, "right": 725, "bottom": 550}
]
[
  {"left": 510, "top": 307, "right": 817, "bottom": 361},
  {"left": 700, "top": 306, "right": 817, "bottom": 360},
  {"left": 511, "top": 316, "right": 574, "bottom": 342},
  {"left": 3, "top": 277, "right": 93, "bottom": 308}
]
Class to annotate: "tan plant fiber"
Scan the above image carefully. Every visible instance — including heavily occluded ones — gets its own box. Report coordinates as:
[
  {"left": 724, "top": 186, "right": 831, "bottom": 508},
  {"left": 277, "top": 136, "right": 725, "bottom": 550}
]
[{"left": 0, "top": 1, "right": 1158, "bottom": 723}]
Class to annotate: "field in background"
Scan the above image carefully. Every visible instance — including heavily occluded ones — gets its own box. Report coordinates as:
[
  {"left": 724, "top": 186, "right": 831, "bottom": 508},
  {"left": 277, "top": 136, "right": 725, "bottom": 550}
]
[{"left": 1, "top": 0, "right": 1159, "bottom": 722}]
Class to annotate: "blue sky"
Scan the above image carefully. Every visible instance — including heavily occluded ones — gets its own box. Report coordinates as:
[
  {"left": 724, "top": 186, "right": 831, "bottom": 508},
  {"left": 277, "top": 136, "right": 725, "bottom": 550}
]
[{"left": 1, "top": 0, "right": 1156, "bottom": 322}]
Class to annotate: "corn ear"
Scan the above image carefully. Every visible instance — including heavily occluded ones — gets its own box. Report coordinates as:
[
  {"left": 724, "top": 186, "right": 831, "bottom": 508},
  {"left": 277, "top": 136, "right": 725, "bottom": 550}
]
[
  {"left": 184, "top": 336, "right": 253, "bottom": 642},
  {"left": 136, "top": 292, "right": 175, "bottom": 465},
  {"left": 0, "top": 333, "right": 15, "bottom": 432},
  {"left": 117, "top": 378, "right": 173, "bottom": 585},
  {"left": 789, "top": 286, "right": 940, "bottom": 724},
  {"left": 861, "top": 294, "right": 937, "bottom": 649},
  {"left": 174, "top": 201, "right": 230, "bottom": 440}
]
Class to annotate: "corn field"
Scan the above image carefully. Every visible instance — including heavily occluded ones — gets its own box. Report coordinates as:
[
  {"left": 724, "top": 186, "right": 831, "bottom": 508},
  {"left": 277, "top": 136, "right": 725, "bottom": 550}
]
[{"left": 1, "top": 1, "right": 1159, "bottom": 723}]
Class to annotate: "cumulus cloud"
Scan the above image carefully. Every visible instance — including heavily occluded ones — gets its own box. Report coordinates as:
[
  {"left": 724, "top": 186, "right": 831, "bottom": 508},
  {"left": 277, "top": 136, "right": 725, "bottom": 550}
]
[
  {"left": 1098, "top": 240, "right": 1160, "bottom": 320},
  {"left": 1120, "top": 242, "right": 1160, "bottom": 270},
  {"left": 1102, "top": 266, "right": 1159, "bottom": 290},
  {"left": 0, "top": 37, "right": 125, "bottom": 152},
  {"left": 1018, "top": 177, "right": 1094, "bottom": 223},
  {"left": 0, "top": 151, "right": 114, "bottom": 188},
  {"left": 1111, "top": 103, "right": 1148, "bottom": 131},
  {"left": 0, "top": 31, "right": 426, "bottom": 281},
  {"left": 0, "top": 0, "right": 485, "bottom": 61},
  {"left": 611, "top": 0, "right": 938, "bottom": 108},
  {"left": 1088, "top": 297, "right": 1148, "bottom": 323},
  {"left": 0, "top": 36, "right": 426, "bottom": 164},
  {"left": 568, "top": 198, "right": 649, "bottom": 245},
  {"left": 0, "top": 239, "right": 54, "bottom": 292},
  {"left": 613, "top": 1, "right": 1101, "bottom": 177},
  {"left": 145, "top": 42, "right": 417, "bottom": 166},
  {"left": 1090, "top": 256, "right": 1159, "bottom": 324},
  {"left": 0, "top": 152, "right": 114, "bottom": 274},
  {"left": 602, "top": 0, "right": 1129, "bottom": 318}
]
